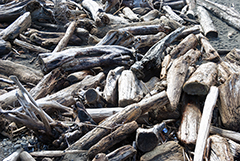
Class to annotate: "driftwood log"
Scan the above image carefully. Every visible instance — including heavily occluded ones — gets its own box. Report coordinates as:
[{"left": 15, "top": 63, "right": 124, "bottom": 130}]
[
  {"left": 0, "top": 39, "right": 11, "bottom": 56},
  {"left": 103, "top": 66, "right": 124, "bottom": 106},
  {"left": 218, "top": 73, "right": 240, "bottom": 132},
  {"left": 197, "top": 6, "right": 218, "bottom": 38},
  {"left": 106, "top": 145, "right": 136, "bottom": 161},
  {"left": 0, "top": 59, "right": 43, "bottom": 85},
  {"left": 0, "top": 12, "right": 31, "bottom": 40},
  {"left": 183, "top": 62, "right": 217, "bottom": 95},
  {"left": 140, "top": 141, "right": 184, "bottom": 161},
  {"left": 131, "top": 26, "right": 185, "bottom": 79},
  {"left": 88, "top": 121, "right": 138, "bottom": 159}
]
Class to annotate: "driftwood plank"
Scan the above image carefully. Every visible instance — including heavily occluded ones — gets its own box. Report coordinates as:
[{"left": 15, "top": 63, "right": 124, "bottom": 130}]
[{"left": 194, "top": 86, "right": 218, "bottom": 161}]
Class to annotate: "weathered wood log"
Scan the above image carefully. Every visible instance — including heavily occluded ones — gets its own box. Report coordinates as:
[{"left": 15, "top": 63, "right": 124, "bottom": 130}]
[
  {"left": 26, "top": 28, "right": 83, "bottom": 47},
  {"left": 140, "top": 141, "right": 184, "bottom": 161},
  {"left": 118, "top": 70, "right": 145, "bottom": 107},
  {"left": 30, "top": 150, "right": 87, "bottom": 157},
  {"left": 53, "top": 21, "right": 77, "bottom": 52},
  {"left": 38, "top": 72, "right": 105, "bottom": 107},
  {"left": 92, "top": 19, "right": 171, "bottom": 38},
  {"left": 136, "top": 121, "right": 167, "bottom": 152},
  {"left": 163, "top": 5, "right": 185, "bottom": 24},
  {"left": 133, "top": 32, "right": 166, "bottom": 53},
  {"left": 159, "top": 15, "right": 183, "bottom": 30},
  {"left": 105, "top": 13, "right": 129, "bottom": 25},
  {"left": 176, "top": 25, "right": 200, "bottom": 40},
  {"left": 88, "top": 121, "right": 138, "bottom": 159},
  {"left": 131, "top": 26, "right": 185, "bottom": 79},
  {"left": 0, "top": 59, "right": 43, "bottom": 85},
  {"left": 210, "top": 126, "right": 240, "bottom": 143},
  {"left": 166, "top": 54, "right": 189, "bottom": 111},
  {"left": 19, "top": 151, "right": 36, "bottom": 161},
  {"left": 0, "top": 12, "right": 31, "bottom": 40},
  {"left": 63, "top": 91, "right": 169, "bottom": 160},
  {"left": 96, "top": 30, "right": 134, "bottom": 47},
  {"left": 39, "top": 45, "right": 133, "bottom": 73},
  {"left": 177, "top": 94, "right": 201, "bottom": 147},
  {"left": 185, "top": 0, "right": 196, "bottom": 19},
  {"left": 208, "top": 135, "right": 234, "bottom": 161},
  {"left": 227, "top": 139, "right": 240, "bottom": 158},
  {"left": 92, "top": 153, "right": 108, "bottom": 161},
  {"left": 0, "top": 0, "right": 39, "bottom": 22},
  {"left": 84, "top": 88, "right": 106, "bottom": 108},
  {"left": 67, "top": 70, "right": 92, "bottom": 84},
  {"left": 82, "top": 0, "right": 109, "bottom": 26},
  {"left": 0, "top": 39, "right": 11, "bottom": 56},
  {"left": 122, "top": 7, "right": 139, "bottom": 22},
  {"left": 61, "top": 51, "right": 133, "bottom": 73},
  {"left": 13, "top": 38, "right": 51, "bottom": 53},
  {"left": 197, "top": 33, "right": 220, "bottom": 62},
  {"left": 30, "top": 68, "right": 66, "bottom": 100},
  {"left": 193, "top": 86, "right": 218, "bottom": 161},
  {"left": 218, "top": 73, "right": 240, "bottom": 132},
  {"left": 140, "top": 9, "right": 160, "bottom": 22},
  {"left": 3, "top": 148, "right": 23, "bottom": 161},
  {"left": 183, "top": 62, "right": 217, "bottom": 95},
  {"left": 197, "top": 0, "right": 240, "bottom": 31},
  {"left": 103, "top": 66, "right": 124, "bottom": 106},
  {"left": 169, "top": 33, "right": 198, "bottom": 58},
  {"left": 160, "top": 54, "right": 171, "bottom": 80},
  {"left": 106, "top": 145, "right": 136, "bottom": 161},
  {"left": 197, "top": 6, "right": 218, "bottom": 38},
  {"left": 0, "top": 89, "right": 18, "bottom": 108}
]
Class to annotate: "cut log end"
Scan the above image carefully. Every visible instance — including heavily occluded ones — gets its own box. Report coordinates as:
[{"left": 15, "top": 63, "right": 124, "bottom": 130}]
[{"left": 183, "top": 82, "right": 209, "bottom": 95}]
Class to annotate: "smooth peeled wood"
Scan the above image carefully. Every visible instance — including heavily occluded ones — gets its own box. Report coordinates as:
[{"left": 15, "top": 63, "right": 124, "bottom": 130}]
[
  {"left": 67, "top": 70, "right": 92, "bottom": 84},
  {"left": 136, "top": 122, "right": 166, "bottom": 152},
  {"left": 19, "top": 151, "right": 36, "bottom": 161},
  {"left": 177, "top": 95, "right": 201, "bottom": 146},
  {"left": 140, "top": 141, "right": 184, "bottom": 161},
  {"left": 219, "top": 73, "right": 240, "bottom": 132},
  {"left": 118, "top": 70, "right": 145, "bottom": 107},
  {"left": 0, "top": 12, "right": 31, "bottom": 40},
  {"left": 122, "top": 7, "right": 139, "bottom": 22},
  {"left": 163, "top": 5, "right": 185, "bottom": 24},
  {"left": 131, "top": 26, "right": 185, "bottom": 79},
  {"left": 88, "top": 121, "right": 138, "bottom": 159},
  {"left": 92, "top": 153, "right": 108, "bottom": 161},
  {"left": 103, "top": 66, "right": 124, "bottom": 106},
  {"left": 63, "top": 91, "right": 169, "bottom": 160},
  {"left": 0, "top": 60, "right": 43, "bottom": 85},
  {"left": 208, "top": 135, "right": 234, "bottom": 161},
  {"left": 194, "top": 86, "right": 219, "bottom": 161},
  {"left": 183, "top": 62, "right": 217, "bottom": 95},
  {"left": 169, "top": 33, "right": 198, "bottom": 58},
  {"left": 197, "top": 6, "right": 218, "bottom": 38},
  {"left": 140, "top": 9, "right": 160, "bottom": 22},
  {"left": 106, "top": 145, "right": 136, "bottom": 161}
]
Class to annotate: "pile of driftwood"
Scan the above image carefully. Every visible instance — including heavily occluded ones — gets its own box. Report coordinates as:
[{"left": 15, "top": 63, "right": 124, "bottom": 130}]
[{"left": 1, "top": 0, "right": 240, "bottom": 160}]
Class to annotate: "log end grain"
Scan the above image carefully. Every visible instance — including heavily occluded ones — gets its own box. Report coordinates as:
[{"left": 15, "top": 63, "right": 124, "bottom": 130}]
[{"left": 183, "top": 82, "right": 209, "bottom": 95}]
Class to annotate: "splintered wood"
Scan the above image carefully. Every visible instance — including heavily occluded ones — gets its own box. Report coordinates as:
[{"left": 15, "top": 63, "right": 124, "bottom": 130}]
[{"left": 1, "top": 0, "right": 240, "bottom": 160}]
